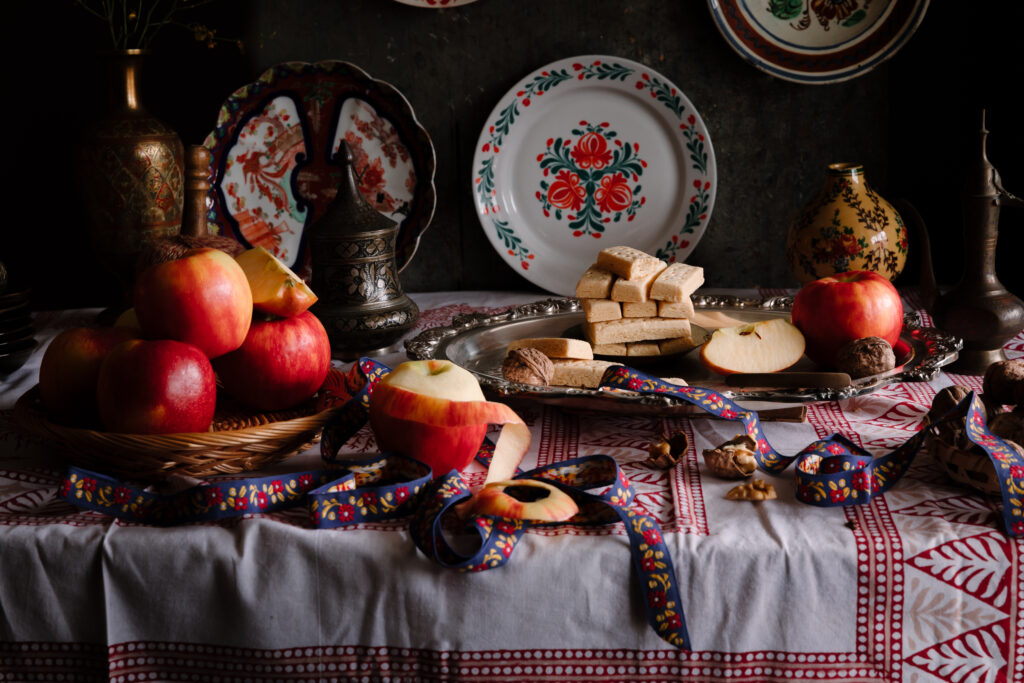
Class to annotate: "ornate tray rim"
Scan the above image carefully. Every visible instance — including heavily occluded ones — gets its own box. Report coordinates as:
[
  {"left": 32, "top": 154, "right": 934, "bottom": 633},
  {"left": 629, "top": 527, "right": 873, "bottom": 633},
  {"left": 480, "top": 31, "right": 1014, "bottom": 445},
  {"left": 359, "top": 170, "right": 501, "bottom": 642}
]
[{"left": 405, "top": 295, "right": 962, "bottom": 406}]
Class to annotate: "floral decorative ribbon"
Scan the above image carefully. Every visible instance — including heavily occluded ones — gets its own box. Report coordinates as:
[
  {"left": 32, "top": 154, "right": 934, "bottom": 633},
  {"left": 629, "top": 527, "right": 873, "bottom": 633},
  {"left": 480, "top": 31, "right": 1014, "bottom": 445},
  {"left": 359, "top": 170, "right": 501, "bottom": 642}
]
[
  {"left": 600, "top": 365, "right": 1024, "bottom": 537},
  {"left": 59, "top": 358, "right": 691, "bottom": 650}
]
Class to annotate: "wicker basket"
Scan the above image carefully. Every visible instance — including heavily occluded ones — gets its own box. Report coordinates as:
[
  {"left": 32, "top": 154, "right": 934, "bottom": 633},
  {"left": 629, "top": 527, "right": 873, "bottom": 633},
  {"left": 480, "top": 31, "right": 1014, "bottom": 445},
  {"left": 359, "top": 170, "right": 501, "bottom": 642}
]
[
  {"left": 927, "top": 435, "right": 1002, "bottom": 497},
  {"left": 14, "top": 368, "right": 349, "bottom": 482}
]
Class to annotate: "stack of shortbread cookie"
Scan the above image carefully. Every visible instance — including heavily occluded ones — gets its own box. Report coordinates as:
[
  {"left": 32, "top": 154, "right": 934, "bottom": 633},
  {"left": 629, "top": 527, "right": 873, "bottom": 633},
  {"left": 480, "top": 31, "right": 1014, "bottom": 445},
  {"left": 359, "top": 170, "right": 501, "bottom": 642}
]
[{"left": 575, "top": 246, "right": 704, "bottom": 357}]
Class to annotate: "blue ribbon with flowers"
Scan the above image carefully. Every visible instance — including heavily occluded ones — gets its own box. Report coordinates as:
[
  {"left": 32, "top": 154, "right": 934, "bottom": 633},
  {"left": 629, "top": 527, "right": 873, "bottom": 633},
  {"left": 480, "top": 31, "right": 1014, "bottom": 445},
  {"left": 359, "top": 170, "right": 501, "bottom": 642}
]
[
  {"left": 599, "top": 365, "right": 1024, "bottom": 536},
  {"left": 59, "top": 357, "right": 691, "bottom": 650}
]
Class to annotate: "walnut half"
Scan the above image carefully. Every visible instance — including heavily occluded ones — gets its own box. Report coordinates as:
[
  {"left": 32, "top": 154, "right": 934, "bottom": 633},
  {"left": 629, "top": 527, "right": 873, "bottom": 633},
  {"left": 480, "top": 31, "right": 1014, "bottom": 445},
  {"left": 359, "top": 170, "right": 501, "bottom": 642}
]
[
  {"left": 702, "top": 434, "right": 758, "bottom": 479},
  {"left": 726, "top": 479, "right": 777, "bottom": 501}
]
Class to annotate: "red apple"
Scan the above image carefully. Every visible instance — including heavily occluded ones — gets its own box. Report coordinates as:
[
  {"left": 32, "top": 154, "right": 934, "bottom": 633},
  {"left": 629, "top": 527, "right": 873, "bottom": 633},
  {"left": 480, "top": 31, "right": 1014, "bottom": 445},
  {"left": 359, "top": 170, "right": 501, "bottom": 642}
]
[
  {"left": 134, "top": 247, "right": 253, "bottom": 358},
  {"left": 213, "top": 311, "right": 332, "bottom": 412},
  {"left": 38, "top": 326, "right": 139, "bottom": 426},
  {"left": 790, "top": 270, "right": 904, "bottom": 368},
  {"left": 368, "top": 360, "right": 529, "bottom": 479},
  {"left": 96, "top": 339, "right": 217, "bottom": 434}
]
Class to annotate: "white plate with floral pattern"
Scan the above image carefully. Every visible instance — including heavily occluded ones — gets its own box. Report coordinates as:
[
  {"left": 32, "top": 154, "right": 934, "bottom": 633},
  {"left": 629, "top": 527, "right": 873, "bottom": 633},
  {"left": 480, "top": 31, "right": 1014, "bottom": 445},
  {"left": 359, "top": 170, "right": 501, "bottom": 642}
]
[
  {"left": 472, "top": 55, "right": 716, "bottom": 295},
  {"left": 707, "top": 0, "right": 929, "bottom": 84}
]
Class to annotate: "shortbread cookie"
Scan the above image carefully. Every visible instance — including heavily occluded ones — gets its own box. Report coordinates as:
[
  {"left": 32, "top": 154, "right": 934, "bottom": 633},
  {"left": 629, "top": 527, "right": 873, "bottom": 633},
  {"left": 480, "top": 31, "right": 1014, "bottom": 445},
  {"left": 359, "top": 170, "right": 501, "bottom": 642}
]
[
  {"left": 621, "top": 300, "right": 658, "bottom": 318},
  {"left": 550, "top": 359, "right": 615, "bottom": 388},
  {"left": 581, "top": 298, "right": 621, "bottom": 323},
  {"left": 659, "top": 335, "right": 697, "bottom": 355},
  {"left": 575, "top": 265, "right": 614, "bottom": 299},
  {"left": 595, "top": 246, "right": 664, "bottom": 281},
  {"left": 650, "top": 263, "right": 704, "bottom": 303},
  {"left": 609, "top": 261, "right": 667, "bottom": 303},
  {"left": 507, "top": 337, "right": 593, "bottom": 360},
  {"left": 584, "top": 317, "right": 692, "bottom": 345},
  {"left": 657, "top": 298, "right": 695, "bottom": 319},
  {"left": 591, "top": 342, "right": 628, "bottom": 356},
  {"left": 626, "top": 341, "right": 662, "bottom": 356}
]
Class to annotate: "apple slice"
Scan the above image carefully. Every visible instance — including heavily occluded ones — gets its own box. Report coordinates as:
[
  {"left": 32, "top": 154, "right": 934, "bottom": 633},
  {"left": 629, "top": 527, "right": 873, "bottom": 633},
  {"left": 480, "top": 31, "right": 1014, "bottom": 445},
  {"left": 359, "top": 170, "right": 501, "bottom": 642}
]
[
  {"left": 468, "top": 479, "right": 579, "bottom": 522},
  {"left": 235, "top": 246, "right": 317, "bottom": 318},
  {"left": 369, "top": 360, "right": 530, "bottom": 480},
  {"left": 699, "top": 318, "right": 806, "bottom": 375}
]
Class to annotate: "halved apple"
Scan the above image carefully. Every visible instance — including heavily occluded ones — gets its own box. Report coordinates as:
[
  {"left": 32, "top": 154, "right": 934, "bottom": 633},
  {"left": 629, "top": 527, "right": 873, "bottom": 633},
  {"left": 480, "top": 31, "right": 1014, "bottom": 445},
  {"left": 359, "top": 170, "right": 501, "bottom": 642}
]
[
  {"left": 368, "top": 360, "right": 530, "bottom": 480},
  {"left": 699, "top": 318, "right": 806, "bottom": 375},
  {"left": 468, "top": 479, "right": 579, "bottom": 522},
  {"left": 235, "top": 246, "right": 317, "bottom": 318}
]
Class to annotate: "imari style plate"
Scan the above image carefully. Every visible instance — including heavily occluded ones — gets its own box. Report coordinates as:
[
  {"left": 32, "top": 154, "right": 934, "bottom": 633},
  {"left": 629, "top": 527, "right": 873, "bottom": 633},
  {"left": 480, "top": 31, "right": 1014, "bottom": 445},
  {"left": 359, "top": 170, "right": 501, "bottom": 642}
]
[
  {"left": 204, "top": 61, "right": 436, "bottom": 275},
  {"left": 472, "top": 55, "right": 717, "bottom": 295},
  {"left": 707, "top": 0, "right": 930, "bottom": 84}
]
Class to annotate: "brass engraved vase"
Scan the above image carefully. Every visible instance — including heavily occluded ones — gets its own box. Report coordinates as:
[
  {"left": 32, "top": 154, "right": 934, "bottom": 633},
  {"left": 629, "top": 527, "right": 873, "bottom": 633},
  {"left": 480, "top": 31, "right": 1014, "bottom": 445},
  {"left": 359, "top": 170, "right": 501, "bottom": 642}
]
[
  {"left": 786, "top": 163, "right": 907, "bottom": 284},
  {"left": 79, "top": 50, "right": 184, "bottom": 303},
  {"left": 308, "top": 142, "right": 419, "bottom": 359}
]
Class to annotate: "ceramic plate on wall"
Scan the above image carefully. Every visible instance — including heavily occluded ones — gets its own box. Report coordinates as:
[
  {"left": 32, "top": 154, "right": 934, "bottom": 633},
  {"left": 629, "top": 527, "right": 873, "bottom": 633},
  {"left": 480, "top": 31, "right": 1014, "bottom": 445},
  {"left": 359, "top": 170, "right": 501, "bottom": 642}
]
[
  {"left": 707, "top": 0, "right": 930, "bottom": 84},
  {"left": 472, "top": 55, "right": 717, "bottom": 296},
  {"left": 394, "top": 0, "right": 477, "bottom": 6},
  {"left": 204, "top": 61, "right": 436, "bottom": 274}
]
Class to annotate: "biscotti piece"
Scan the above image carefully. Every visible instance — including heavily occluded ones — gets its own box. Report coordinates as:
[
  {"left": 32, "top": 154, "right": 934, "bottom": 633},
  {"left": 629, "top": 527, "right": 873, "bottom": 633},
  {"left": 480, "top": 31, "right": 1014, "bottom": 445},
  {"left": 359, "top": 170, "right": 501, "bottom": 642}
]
[
  {"left": 609, "top": 261, "right": 667, "bottom": 303},
  {"left": 581, "top": 298, "right": 621, "bottom": 323},
  {"left": 595, "top": 246, "right": 663, "bottom": 281},
  {"left": 659, "top": 334, "right": 697, "bottom": 355},
  {"left": 584, "top": 317, "right": 692, "bottom": 345},
  {"left": 507, "top": 337, "right": 594, "bottom": 360},
  {"left": 621, "top": 300, "right": 658, "bottom": 318},
  {"left": 592, "top": 342, "right": 628, "bottom": 356},
  {"left": 626, "top": 341, "right": 662, "bottom": 356},
  {"left": 650, "top": 263, "right": 704, "bottom": 303},
  {"left": 575, "top": 265, "right": 614, "bottom": 299},
  {"left": 550, "top": 359, "right": 615, "bottom": 388},
  {"left": 658, "top": 298, "right": 695, "bottom": 319}
]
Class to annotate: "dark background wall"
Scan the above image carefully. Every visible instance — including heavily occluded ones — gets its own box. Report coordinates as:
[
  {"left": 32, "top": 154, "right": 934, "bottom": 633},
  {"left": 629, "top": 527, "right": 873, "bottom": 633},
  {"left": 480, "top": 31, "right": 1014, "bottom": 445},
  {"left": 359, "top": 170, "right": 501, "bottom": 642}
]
[{"left": 5, "top": 0, "right": 1023, "bottom": 309}]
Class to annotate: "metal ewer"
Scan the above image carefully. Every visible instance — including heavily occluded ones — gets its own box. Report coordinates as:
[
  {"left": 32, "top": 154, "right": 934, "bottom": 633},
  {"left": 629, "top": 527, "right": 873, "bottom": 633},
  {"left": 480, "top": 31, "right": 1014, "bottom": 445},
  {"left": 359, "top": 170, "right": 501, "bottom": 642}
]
[{"left": 307, "top": 141, "right": 419, "bottom": 359}]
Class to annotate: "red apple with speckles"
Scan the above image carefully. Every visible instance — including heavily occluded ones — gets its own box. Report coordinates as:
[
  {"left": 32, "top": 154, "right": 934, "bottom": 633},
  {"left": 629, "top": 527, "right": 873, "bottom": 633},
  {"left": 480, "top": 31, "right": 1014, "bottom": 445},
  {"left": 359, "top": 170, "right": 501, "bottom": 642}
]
[
  {"left": 38, "top": 326, "right": 139, "bottom": 426},
  {"left": 790, "top": 270, "right": 904, "bottom": 368},
  {"left": 213, "top": 311, "right": 332, "bottom": 412},
  {"left": 96, "top": 339, "right": 217, "bottom": 434},
  {"left": 134, "top": 248, "right": 253, "bottom": 358}
]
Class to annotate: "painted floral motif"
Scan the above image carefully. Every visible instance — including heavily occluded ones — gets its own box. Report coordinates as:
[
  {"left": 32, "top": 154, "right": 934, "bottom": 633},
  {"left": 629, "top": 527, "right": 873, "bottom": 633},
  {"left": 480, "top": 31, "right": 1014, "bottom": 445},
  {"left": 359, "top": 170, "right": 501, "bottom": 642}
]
[
  {"left": 769, "top": 0, "right": 871, "bottom": 30},
  {"left": 537, "top": 121, "right": 646, "bottom": 237},
  {"left": 474, "top": 58, "right": 715, "bottom": 274}
]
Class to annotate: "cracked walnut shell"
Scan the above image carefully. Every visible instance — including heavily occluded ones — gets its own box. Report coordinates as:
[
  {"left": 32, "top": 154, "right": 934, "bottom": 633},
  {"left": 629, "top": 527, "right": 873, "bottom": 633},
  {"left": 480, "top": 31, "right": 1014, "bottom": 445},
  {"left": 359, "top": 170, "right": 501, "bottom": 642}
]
[
  {"left": 702, "top": 434, "right": 758, "bottom": 479},
  {"left": 726, "top": 479, "right": 777, "bottom": 501},
  {"left": 501, "top": 347, "right": 554, "bottom": 386},
  {"left": 645, "top": 432, "right": 689, "bottom": 469}
]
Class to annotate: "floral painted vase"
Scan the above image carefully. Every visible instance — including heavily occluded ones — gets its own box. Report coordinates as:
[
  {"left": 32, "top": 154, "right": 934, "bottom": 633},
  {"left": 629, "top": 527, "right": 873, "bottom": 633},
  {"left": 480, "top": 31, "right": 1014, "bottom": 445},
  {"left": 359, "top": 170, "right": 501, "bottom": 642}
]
[{"left": 786, "top": 163, "right": 907, "bottom": 284}]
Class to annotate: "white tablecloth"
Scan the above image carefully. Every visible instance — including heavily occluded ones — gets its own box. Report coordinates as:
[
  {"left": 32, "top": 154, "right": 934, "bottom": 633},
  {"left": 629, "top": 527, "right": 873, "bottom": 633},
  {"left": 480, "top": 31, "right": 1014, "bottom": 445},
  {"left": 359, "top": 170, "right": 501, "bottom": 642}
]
[{"left": 0, "top": 291, "right": 1020, "bottom": 682}]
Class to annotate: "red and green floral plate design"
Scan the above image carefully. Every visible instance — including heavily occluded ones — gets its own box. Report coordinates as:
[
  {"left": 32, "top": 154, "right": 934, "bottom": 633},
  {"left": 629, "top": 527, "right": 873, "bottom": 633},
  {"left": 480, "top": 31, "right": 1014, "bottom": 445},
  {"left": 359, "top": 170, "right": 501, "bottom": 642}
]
[
  {"left": 472, "top": 55, "right": 717, "bottom": 295},
  {"left": 204, "top": 61, "right": 436, "bottom": 277},
  {"left": 707, "top": 0, "right": 930, "bottom": 84}
]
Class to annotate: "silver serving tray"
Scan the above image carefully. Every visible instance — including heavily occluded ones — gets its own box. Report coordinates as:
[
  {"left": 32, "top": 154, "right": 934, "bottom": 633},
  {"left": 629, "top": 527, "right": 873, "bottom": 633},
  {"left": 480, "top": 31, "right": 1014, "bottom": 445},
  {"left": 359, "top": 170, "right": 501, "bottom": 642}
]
[{"left": 405, "top": 296, "right": 961, "bottom": 414}]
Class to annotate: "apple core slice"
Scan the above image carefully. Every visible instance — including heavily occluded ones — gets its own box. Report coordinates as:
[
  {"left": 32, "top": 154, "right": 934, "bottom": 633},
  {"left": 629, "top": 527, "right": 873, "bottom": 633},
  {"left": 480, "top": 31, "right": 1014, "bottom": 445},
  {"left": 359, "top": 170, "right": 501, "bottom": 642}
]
[
  {"left": 699, "top": 318, "right": 806, "bottom": 375},
  {"left": 469, "top": 479, "right": 579, "bottom": 522},
  {"left": 236, "top": 246, "right": 318, "bottom": 318}
]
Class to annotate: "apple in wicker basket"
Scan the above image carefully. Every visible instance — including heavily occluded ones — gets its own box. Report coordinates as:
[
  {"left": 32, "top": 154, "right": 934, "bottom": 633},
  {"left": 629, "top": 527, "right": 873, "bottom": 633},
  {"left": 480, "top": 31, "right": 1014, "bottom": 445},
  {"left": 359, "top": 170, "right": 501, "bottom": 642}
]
[
  {"left": 38, "top": 326, "right": 139, "bottom": 426},
  {"left": 96, "top": 339, "right": 217, "bottom": 434},
  {"left": 134, "top": 247, "right": 253, "bottom": 359},
  {"left": 213, "top": 311, "right": 332, "bottom": 412},
  {"left": 790, "top": 270, "right": 904, "bottom": 368}
]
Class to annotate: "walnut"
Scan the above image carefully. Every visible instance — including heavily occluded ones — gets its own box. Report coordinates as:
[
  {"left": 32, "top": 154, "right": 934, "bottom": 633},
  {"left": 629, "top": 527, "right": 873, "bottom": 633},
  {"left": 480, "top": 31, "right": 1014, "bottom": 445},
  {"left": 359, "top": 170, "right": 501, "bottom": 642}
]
[
  {"left": 835, "top": 336, "right": 896, "bottom": 379},
  {"left": 726, "top": 479, "right": 777, "bottom": 501},
  {"left": 501, "top": 348, "right": 553, "bottom": 386},
  {"left": 983, "top": 359, "right": 1024, "bottom": 406},
  {"left": 988, "top": 411, "right": 1024, "bottom": 445},
  {"left": 645, "top": 432, "right": 689, "bottom": 469},
  {"left": 702, "top": 434, "right": 758, "bottom": 479}
]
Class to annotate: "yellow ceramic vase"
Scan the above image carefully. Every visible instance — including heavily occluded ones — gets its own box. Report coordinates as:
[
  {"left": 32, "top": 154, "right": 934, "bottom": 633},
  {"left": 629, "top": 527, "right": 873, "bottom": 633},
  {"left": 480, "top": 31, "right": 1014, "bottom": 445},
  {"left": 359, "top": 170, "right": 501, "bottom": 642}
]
[{"left": 786, "top": 163, "right": 907, "bottom": 284}]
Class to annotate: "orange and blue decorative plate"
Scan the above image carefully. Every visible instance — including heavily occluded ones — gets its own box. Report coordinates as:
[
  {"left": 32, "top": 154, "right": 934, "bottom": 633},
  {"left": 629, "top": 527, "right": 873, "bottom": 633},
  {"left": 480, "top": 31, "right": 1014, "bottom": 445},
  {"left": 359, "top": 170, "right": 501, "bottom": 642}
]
[{"left": 472, "top": 55, "right": 717, "bottom": 295}]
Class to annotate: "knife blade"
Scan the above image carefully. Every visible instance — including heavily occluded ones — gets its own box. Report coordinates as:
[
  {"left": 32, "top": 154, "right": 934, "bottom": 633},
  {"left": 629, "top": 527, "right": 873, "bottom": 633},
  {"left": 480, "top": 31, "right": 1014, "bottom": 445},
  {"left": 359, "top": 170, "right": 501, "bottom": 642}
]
[{"left": 724, "top": 371, "right": 853, "bottom": 389}]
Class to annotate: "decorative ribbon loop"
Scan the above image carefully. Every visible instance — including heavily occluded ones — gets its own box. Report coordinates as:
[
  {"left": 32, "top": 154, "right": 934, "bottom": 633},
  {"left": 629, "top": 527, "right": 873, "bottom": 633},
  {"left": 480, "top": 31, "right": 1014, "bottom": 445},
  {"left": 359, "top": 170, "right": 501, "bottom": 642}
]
[{"left": 599, "top": 365, "right": 1024, "bottom": 536}]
